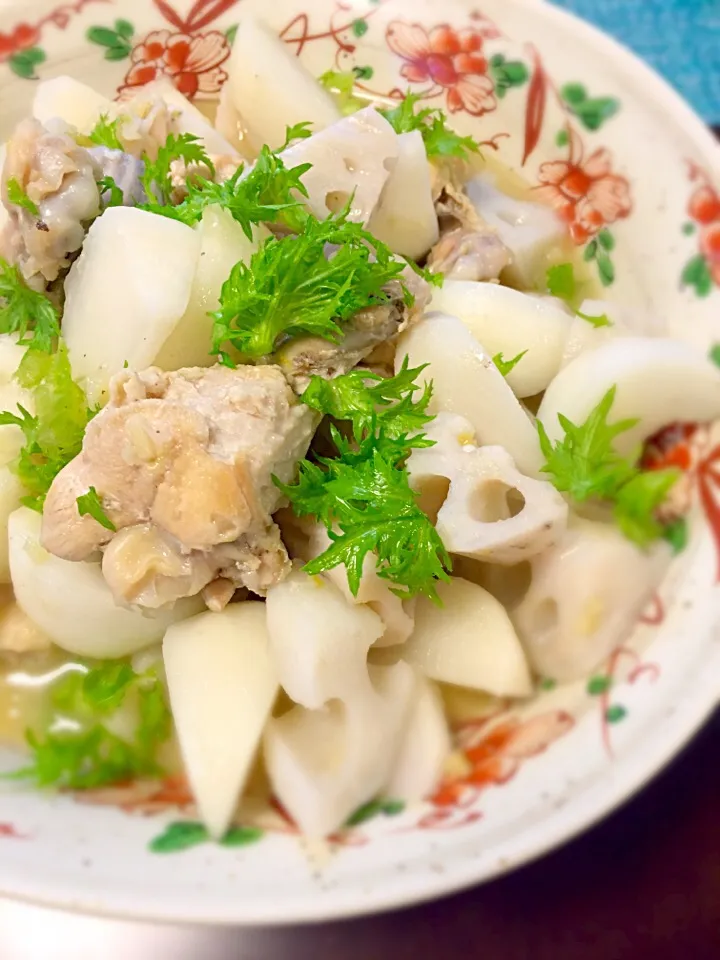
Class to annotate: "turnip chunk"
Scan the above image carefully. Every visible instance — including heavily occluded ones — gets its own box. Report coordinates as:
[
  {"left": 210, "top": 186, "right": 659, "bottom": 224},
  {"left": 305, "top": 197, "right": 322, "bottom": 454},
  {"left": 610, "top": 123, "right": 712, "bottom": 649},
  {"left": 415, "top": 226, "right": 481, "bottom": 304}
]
[
  {"left": 32, "top": 77, "right": 113, "bottom": 134},
  {"left": 429, "top": 281, "right": 571, "bottom": 398},
  {"left": 399, "top": 578, "right": 532, "bottom": 697},
  {"left": 155, "top": 207, "right": 268, "bottom": 370},
  {"left": 163, "top": 603, "right": 278, "bottom": 839},
  {"left": 464, "top": 176, "right": 567, "bottom": 288},
  {"left": 280, "top": 108, "right": 399, "bottom": 224},
  {"left": 0, "top": 334, "right": 35, "bottom": 465},
  {"left": 8, "top": 507, "right": 202, "bottom": 658},
  {"left": 385, "top": 675, "right": 451, "bottom": 803},
  {"left": 513, "top": 519, "right": 671, "bottom": 681},
  {"left": 0, "top": 470, "right": 23, "bottom": 583},
  {"left": 396, "top": 313, "right": 544, "bottom": 477},
  {"left": 219, "top": 17, "right": 340, "bottom": 154},
  {"left": 367, "top": 131, "right": 438, "bottom": 259},
  {"left": 538, "top": 337, "right": 720, "bottom": 458},
  {"left": 62, "top": 207, "right": 201, "bottom": 403},
  {"left": 265, "top": 567, "right": 384, "bottom": 709},
  {"left": 264, "top": 662, "right": 416, "bottom": 838}
]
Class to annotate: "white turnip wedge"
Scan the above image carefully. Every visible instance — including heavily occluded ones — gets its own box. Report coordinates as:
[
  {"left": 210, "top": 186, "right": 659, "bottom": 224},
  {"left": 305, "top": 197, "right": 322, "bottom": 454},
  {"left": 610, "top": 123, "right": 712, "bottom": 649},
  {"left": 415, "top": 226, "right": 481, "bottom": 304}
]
[{"left": 163, "top": 603, "right": 278, "bottom": 839}]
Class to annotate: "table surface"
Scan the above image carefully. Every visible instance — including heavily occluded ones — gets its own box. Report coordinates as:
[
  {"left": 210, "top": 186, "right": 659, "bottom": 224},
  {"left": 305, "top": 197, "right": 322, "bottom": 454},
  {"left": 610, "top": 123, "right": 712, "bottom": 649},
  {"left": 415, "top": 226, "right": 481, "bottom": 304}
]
[{"left": 2, "top": 6, "right": 720, "bottom": 959}]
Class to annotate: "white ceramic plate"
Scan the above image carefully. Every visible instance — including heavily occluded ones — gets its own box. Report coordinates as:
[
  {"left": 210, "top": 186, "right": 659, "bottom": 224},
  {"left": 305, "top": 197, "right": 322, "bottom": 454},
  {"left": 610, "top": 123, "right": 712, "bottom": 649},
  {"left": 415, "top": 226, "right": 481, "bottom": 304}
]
[{"left": 0, "top": 0, "right": 719, "bottom": 925}]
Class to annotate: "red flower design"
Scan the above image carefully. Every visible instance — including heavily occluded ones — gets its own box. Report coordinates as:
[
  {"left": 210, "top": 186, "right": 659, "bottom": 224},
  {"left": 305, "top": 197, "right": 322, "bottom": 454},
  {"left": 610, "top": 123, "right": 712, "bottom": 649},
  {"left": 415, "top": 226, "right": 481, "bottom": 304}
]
[
  {"left": 536, "top": 129, "right": 631, "bottom": 243},
  {"left": 699, "top": 221, "right": 720, "bottom": 286},
  {"left": 0, "top": 22, "right": 40, "bottom": 61},
  {"left": 121, "top": 29, "right": 230, "bottom": 99},
  {"left": 386, "top": 20, "right": 496, "bottom": 116},
  {"left": 432, "top": 710, "right": 574, "bottom": 807}
]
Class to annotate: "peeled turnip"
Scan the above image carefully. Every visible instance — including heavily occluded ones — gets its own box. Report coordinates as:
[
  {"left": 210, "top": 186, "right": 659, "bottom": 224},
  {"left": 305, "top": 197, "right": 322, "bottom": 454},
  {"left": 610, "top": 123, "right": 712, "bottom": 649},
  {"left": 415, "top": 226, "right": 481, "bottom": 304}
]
[
  {"left": 399, "top": 577, "right": 532, "bottom": 697},
  {"left": 265, "top": 567, "right": 383, "bottom": 709},
  {"left": 367, "top": 131, "right": 438, "bottom": 259},
  {"left": 8, "top": 507, "right": 202, "bottom": 658},
  {"left": 538, "top": 337, "right": 720, "bottom": 457},
  {"left": 62, "top": 207, "right": 201, "bottom": 403},
  {"left": 33, "top": 77, "right": 113, "bottom": 133},
  {"left": 155, "top": 206, "right": 268, "bottom": 370},
  {"left": 513, "top": 518, "right": 671, "bottom": 681},
  {"left": 0, "top": 469, "right": 24, "bottom": 582},
  {"left": 429, "top": 281, "right": 571, "bottom": 397},
  {"left": 0, "top": 334, "right": 35, "bottom": 465},
  {"left": 396, "top": 313, "right": 544, "bottom": 476},
  {"left": 220, "top": 17, "right": 340, "bottom": 154},
  {"left": 385, "top": 675, "right": 451, "bottom": 803},
  {"left": 163, "top": 603, "right": 278, "bottom": 838}
]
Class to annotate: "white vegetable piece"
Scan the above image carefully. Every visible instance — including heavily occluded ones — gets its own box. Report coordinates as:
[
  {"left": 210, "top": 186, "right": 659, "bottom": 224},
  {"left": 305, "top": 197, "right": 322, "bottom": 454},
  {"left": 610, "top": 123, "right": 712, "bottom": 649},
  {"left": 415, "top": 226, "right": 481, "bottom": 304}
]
[
  {"left": 538, "top": 337, "right": 720, "bottom": 457},
  {"left": 400, "top": 578, "right": 532, "bottom": 697},
  {"left": 155, "top": 206, "right": 268, "bottom": 370},
  {"left": 305, "top": 524, "right": 415, "bottom": 646},
  {"left": 429, "top": 281, "right": 572, "bottom": 398},
  {"left": 385, "top": 675, "right": 451, "bottom": 803},
  {"left": 465, "top": 176, "right": 566, "bottom": 288},
  {"left": 396, "top": 313, "right": 544, "bottom": 477},
  {"left": 561, "top": 314, "right": 623, "bottom": 368},
  {"left": 33, "top": 76, "right": 113, "bottom": 133},
  {"left": 0, "top": 334, "right": 35, "bottom": 465},
  {"left": 163, "top": 603, "right": 278, "bottom": 838},
  {"left": 220, "top": 17, "right": 340, "bottom": 153},
  {"left": 62, "top": 207, "right": 201, "bottom": 403},
  {"left": 367, "top": 130, "right": 438, "bottom": 259},
  {"left": 265, "top": 567, "right": 384, "bottom": 709},
  {"left": 128, "top": 78, "right": 237, "bottom": 155},
  {"left": 0, "top": 145, "right": 9, "bottom": 235},
  {"left": 436, "top": 445, "right": 568, "bottom": 564},
  {"left": 8, "top": 507, "right": 202, "bottom": 657},
  {"left": 0, "top": 469, "right": 24, "bottom": 582},
  {"left": 264, "top": 662, "right": 415, "bottom": 838},
  {"left": 513, "top": 518, "right": 671, "bottom": 681},
  {"left": 281, "top": 107, "right": 399, "bottom": 224}
]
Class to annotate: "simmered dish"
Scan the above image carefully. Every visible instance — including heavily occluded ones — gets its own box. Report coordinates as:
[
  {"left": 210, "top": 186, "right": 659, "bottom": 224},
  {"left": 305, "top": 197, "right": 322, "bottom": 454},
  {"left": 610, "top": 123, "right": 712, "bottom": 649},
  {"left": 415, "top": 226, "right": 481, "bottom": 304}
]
[{"left": 0, "top": 18, "right": 719, "bottom": 842}]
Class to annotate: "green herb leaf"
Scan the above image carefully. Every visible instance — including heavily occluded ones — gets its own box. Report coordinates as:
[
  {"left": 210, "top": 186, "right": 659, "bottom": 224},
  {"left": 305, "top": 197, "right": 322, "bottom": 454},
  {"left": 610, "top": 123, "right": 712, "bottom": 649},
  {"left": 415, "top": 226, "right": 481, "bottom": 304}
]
[
  {"left": 663, "top": 516, "right": 689, "bottom": 555},
  {"left": 161, "top": 144, "right": 310, "bottom": 238},
  {"left": 319, "top": 70, "right": 365, "bottom": 115},
  {"left": 492, "top": 350, "right": 527, "bottom": 377},
  {"left": 140, "top": 133, "right": 215, "bottom": 206},
  {"left": 379, "top": 92, "right": 479, "bottom": 161},
  {"left": 97, "top": 175, "right": 124, "bottom": 207},
  {"left": 76, "top": 486, "right": 116, "bottom": 531},
  {"left": 212, "top": 203, "right": 409, "bottom": 360},
  {"left": 537, "top": 387, "right": 638, "bottom": 502},
  {"left": 546, "top": 262, "right": 613, "bottom": 327},
  {"left": 576, "top": 309, "right": 612, "bottom": 328},
  {"left": 149, "top": 822, "right": 209, "bottom": 854},
  {"left": 87, "top": 113, "right": 123, "bottom": 150},
  {"left": 613, "top": 468, "right": 680, "bottom": 547},
  {"left": 7, "top": 177, "right": 39, "bottom": 216},
  {"left": 0, "top": 258, "right": 60, "bottom": 352},
  {"left": 4, "top": 345, "right": 93, "bottom": 510}
]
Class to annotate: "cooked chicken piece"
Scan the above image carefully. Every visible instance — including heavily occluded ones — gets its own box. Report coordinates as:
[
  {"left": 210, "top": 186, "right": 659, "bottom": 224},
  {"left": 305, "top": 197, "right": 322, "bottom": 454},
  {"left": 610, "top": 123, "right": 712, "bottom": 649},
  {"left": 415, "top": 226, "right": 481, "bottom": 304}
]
[
  {"left": 41, "top": 364, "right": 316, "bottom": 608},
  {"left": 426, "top": 224, "right": 511, "bottom": 281},
  {"left": 275, "top": 269, "right": 432, "bottom": 392},
  {"left": 427, "top": 179, "right": 511, "bottom": 282},
  {"left": 168, "top": 152, "right": 243, "bottom": 203},
  {"left": 0, "top": 118, "right": 100, "bottom": 287}
]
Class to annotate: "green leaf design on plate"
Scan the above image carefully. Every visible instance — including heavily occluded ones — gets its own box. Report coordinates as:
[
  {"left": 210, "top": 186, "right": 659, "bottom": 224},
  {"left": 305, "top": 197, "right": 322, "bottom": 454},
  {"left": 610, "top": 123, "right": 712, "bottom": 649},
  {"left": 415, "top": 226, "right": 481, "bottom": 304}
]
[
  {"left": 345, "top": 798, "right": 405, "bottom": 827},
  {"left": 583, "top": 239, "right": 598, "bottom": 261},
  {"left": 587, "top": 675, "right": 611, "bottom": 696},
  {"left": 596, "top": 249, "right": 615, "bottom": 286},
  {"left": 709, "top": 344, "right": 720, "bottom": 369},
  {"left": 351, "top": 19, "right": 369, "bottom": 37},
  {"left": 681, "top": 254, "right": 713, "bottom": 297},
  {"left": 221, "top": 826, "right": 264, "bottom": 847},
  {"left": 560, "top": 82, "right": 620, "bottom": 131},
  {"left": 490, "top": 54, "right": 530, "bottom": 99},
  {"left": 149, "top": 821, "right": 209, "bottom": 853},
  {"left": 663, "top": 517, "right": 689, "bottom": 555},
  {"left": 225, "top": 24, "right": 238, "bottom": 45},
  {"left": 8, "top": 47, "right": 46, "bottom": 80},
  {"left": 539, "top": 677, "right": 557, "bottom": 691},
  {"left": 353, "top": 64, "right": 373, "bottom": 80},
  {"left": 556, "top": 129, "right": 569, "bottom": 147},
  {"left": 597, "top": 229, "right": 615, "bottom": 252},
  {"left": 605, "top": 704, "right": 627, "bottom": 724},
  {"left": 682, "top": 222, "right": 696, "bottom": 236},
  {"left": 86, "top": 21, "right": 133, "bottom": 60}
]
